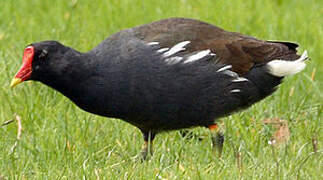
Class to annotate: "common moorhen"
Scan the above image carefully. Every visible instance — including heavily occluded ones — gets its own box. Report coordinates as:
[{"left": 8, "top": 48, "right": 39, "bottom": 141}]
[{"left": 11, "top": 18, "right": 308, "bottom": 159}]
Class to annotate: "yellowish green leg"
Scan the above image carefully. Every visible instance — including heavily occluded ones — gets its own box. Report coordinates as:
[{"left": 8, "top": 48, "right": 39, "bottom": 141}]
[
  {"left": 141, "top": 131, "right": 155, "bottom": 160},
  {"left": 209, "top": 124, "right": 224, "bottom": 157}
]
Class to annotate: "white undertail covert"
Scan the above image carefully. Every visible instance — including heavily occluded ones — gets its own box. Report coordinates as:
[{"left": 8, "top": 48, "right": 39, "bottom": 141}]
[{"left": 267, "top": 50, "right": 308, "bottom": 77}]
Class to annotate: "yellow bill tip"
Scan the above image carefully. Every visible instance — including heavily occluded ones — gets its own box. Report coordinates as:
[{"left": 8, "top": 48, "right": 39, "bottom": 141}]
[{"left": 10, "top": 78, "right": 22, "bottom": 88}]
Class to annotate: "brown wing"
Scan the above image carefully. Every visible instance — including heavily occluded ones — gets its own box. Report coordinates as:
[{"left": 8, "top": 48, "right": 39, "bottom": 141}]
[{"left": 133, "top": 18, "right": 300, "bottom": 75}]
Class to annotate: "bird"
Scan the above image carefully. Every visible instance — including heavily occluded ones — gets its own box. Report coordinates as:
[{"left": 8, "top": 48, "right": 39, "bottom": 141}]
[{"left": 11, "top": 18, "right": 308, "bottom": 159}]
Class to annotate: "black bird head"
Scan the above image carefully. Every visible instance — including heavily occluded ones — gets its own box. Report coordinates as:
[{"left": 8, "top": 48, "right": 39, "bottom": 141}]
[{"left": 11, "top": 41, "right": 74, "bottom": 87}]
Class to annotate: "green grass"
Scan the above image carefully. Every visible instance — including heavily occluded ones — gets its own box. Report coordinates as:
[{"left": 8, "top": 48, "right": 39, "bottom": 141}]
[{"left": 0, "top": 0, "right": 322, "bottom": 179}]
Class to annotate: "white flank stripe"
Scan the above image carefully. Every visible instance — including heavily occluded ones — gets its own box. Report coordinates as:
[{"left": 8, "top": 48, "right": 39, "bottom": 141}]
[
  {"left": 165, "top": 57, "right": 183, "bottom": 65},
  {"left": 183, "top": 50, "right": 211, "bottom": 64},
  {"left": 217, "top": 65, "right": 232, "bottom": 72},
  {"left": 163, "top": 41, "right": 190, "bottom": 57},
  {"left": 147, "top": 42, "right": 159, "bottom": 45},
  {"left": 230, "top": 89, "right": 241, "bottom": 93},
  {"left": 267, "top": 50, "right": 308, "bottom": 77},
  {"left": 232, "top": 77, "right": 249, "bottom": 82},
  {"left": 157, "top": 48, "right": 169, "bottom": 53},
  {"left": 223, "top": 70, "right": 238, "bottom": 77}
]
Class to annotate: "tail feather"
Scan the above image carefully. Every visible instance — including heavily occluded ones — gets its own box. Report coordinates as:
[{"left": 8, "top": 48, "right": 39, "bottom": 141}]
[
  {"left": 267, "top": 50, "right": 308, "bottom": 77},
  {"left": 267, "top": 41, "right": 299, "bottom": 50}
]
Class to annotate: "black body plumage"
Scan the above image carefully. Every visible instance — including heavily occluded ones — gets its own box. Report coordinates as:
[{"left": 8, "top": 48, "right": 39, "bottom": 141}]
[
  {"left": 30, "top": 34, "right": 281, "bottom": 133},
  {"left": 15, "top": 18, "right": 307, "bottom": 157}
]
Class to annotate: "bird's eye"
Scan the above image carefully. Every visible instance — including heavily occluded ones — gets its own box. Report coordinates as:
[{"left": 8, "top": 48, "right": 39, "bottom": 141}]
[{"left": 38, "top": 49, "right": 48, "bottom": 59}]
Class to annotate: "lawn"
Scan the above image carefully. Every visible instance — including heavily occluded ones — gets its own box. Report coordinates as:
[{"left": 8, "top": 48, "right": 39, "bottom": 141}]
[{"left": 0, "top": 0, "right": 322, "bottom": 179}]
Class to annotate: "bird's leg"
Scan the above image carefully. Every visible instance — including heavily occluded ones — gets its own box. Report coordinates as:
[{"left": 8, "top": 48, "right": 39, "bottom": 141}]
[
  {"left": 141, "top": 131, "right": 155, "bottom": 160},
  {"left": 209, "top": 123, "right": 224, "bottom": 157}
]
